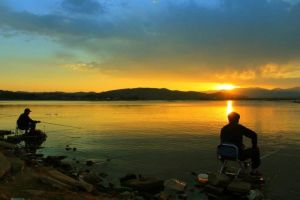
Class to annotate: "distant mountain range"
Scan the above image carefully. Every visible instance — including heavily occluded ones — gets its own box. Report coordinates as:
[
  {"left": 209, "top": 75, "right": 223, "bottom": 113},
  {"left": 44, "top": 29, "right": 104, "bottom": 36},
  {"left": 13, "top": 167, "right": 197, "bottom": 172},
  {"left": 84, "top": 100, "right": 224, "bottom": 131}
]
[
  {"left": 218, "top": 87, "right": 300, "bottom": 99},
  {"left": 1, "top": 87, "right": 300, "bottom": 100}
]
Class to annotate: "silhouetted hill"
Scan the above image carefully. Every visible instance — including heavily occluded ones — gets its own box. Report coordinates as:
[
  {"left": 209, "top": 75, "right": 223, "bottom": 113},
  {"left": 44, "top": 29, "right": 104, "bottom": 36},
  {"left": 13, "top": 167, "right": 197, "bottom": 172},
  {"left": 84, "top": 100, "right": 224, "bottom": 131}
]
[
  {"left": 0, "top": 87, "right": 299, "bottom": 100},
  {"left": 227, "top": 87, "right": 300, "bottom": 99}
]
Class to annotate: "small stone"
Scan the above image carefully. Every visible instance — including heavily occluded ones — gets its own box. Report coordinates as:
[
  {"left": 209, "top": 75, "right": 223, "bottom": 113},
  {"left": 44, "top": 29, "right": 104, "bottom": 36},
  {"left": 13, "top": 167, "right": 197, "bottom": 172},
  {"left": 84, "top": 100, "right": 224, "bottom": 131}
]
[
  {"left": 86, "top": 160, "right": 95, "bottom": 166},
  {"left": 73, "top": 148, "right": 77, "bottom": 151},
  {"left": 99, "top": 172, "right": 108, "bottom": 178},
  {"left": 114, "top": 187, "right": 134, "bottom": 193},
  {"left": 135, "top": 196, "right": 144, "bottom": 200},
  {"left": 120, "top": 191, "right": 132, "bottom": 199},
  {"left": 190, "top": 171, "right": 197, "bottom": 176},
  {"left": 59, "top": 163, "right": 73, "bottom": 172},
  {"left": 158, "top": 191, "right": 174, "bottom": 200},
  {"left": 83, "top": 173, "right": 103, "bottom": 185},
  {"left": 247, "top": 189, "right": 264, "bottom": 200},
  {"left": 44, "top": 156, "right": 67, "bottom": 167},
  {"left": 204, "top": 184, "right": 224, "bottom": 195},
  {"left": 123, "top": 177, "right": 164, "bottom": 192},
  {"left": 109, "top": 182, "right": 114, "bottom": 188},
  {"left": 120, "top": 174, "right": 137, "bottom": 183},
  {"left": 177, "top": 193, "right": 187, "bottom": 200}
]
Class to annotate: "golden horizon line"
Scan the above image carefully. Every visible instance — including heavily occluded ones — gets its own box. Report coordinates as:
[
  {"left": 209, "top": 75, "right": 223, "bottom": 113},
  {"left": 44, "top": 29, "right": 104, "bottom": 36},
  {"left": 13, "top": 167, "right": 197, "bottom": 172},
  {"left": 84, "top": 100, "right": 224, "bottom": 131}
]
[{"left": 1, "top": 86, "right": 300, "bottom": 93}]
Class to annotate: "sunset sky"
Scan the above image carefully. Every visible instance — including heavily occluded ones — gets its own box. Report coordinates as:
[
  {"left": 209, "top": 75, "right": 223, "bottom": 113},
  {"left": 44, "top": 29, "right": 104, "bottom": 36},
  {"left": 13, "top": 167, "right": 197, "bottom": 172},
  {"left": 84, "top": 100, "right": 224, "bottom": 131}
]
[{"left": 0, "top": 0, "right": 300, "bottom": 92}]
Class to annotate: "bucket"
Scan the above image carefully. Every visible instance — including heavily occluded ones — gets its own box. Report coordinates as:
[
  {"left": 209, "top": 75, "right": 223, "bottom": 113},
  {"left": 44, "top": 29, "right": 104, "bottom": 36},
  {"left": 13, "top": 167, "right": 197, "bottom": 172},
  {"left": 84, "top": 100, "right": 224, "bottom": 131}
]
[{"left": 198, "top": 173, "right": 209, "bottom": 183}]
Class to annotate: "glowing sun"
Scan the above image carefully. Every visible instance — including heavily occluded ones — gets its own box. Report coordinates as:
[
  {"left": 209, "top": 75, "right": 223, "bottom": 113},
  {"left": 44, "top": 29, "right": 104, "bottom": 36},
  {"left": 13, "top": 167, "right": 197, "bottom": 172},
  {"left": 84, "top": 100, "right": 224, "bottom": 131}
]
[{"left": 216, "top": 84, "right": 236, "bottom": 91}]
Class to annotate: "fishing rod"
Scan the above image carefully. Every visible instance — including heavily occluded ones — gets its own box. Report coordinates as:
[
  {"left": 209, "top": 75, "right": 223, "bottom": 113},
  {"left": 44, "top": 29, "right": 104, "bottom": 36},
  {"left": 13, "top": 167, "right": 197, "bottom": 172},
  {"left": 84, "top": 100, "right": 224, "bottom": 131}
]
[{"left": 41, "top": 121, "right": 82, "bottom": 129}]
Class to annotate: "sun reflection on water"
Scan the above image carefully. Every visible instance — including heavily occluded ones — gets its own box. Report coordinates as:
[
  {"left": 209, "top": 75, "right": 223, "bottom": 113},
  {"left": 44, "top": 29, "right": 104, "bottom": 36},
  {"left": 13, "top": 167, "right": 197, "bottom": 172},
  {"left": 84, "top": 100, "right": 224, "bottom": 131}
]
[{"left": 226, "top": 100, "right": 233, "bottom": 115}]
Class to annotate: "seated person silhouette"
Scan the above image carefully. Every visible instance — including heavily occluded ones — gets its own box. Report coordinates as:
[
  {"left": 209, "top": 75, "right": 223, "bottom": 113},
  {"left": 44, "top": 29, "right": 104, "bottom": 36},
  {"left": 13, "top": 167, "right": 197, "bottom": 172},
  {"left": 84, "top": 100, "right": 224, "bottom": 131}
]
[
  {"left": 17, "top": 108, "right": 41, "bottom": 134},
  {"left": 220, "top": 112, "right": 261, "bottom": 175}
]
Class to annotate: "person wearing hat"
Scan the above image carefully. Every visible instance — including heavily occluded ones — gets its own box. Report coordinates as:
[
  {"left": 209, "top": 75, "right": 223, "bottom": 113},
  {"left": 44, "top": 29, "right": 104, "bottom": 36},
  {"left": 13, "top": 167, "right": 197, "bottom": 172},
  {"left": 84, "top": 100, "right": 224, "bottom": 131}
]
[
  {"left": 17, "top": 108, "right": 41, "bottom": 134},
  {"left": 220, "top": 112, "right": 261, "bottom": 175}
]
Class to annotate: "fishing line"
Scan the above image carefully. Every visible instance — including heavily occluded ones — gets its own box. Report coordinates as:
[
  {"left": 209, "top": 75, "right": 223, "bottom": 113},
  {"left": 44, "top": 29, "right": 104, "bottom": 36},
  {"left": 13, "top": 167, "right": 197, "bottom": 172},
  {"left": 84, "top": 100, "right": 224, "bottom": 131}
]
[
  {"left": 0, "top": 114, "right": 18, "bottom": 118},
  {"left": 41, "top": 121, "right": 82, "bottom": 129},
  {"left": 45, "top": 128, "right": 76, "bottom": 134},
  {"left": 261, "top": 149, "right": 281, "bottom": 160}
]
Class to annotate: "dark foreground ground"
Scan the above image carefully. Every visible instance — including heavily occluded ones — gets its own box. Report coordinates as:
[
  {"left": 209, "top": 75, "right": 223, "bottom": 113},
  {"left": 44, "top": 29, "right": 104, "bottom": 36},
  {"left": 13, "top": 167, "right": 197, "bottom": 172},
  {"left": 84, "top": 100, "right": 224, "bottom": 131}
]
[
  {"left": 261, "top": 145, "right": 300, "bottom": 200},
  {"left": 1, "top": 133, "right": 299, "bottom": 200}
]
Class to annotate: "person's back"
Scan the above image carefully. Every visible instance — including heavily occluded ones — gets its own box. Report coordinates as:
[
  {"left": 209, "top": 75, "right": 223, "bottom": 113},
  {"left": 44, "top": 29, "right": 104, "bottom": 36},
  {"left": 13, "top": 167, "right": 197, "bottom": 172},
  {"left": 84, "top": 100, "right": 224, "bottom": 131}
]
[
  {"left": 220, "top": 112, "right": 261, "bottom": 175},
  {"left": 17, "top": 112, "right": 30, "bottom": 130},
  {"left": 221, "top": 122, "right": 257, "bottom": 151}
]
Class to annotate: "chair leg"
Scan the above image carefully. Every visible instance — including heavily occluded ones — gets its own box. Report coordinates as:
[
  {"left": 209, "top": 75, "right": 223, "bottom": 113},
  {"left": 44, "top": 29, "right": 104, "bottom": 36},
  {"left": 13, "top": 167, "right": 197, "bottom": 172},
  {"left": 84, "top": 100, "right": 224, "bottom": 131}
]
[
  {"left": 235, "top": 162, "right": 244, "bottom": 178},
  {"left": 236, "top": 161, "right": 249, "bottom": 178},
  {"left": 219, "top": 160, "right": 227, "bottom": 174}
]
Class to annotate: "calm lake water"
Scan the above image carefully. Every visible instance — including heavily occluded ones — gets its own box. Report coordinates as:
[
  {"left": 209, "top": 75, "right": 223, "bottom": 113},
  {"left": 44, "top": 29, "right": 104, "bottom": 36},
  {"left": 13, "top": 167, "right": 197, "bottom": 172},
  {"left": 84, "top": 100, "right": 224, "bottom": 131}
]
[{"left": 1, "top": 100, "right": 300, "bottom": 189}]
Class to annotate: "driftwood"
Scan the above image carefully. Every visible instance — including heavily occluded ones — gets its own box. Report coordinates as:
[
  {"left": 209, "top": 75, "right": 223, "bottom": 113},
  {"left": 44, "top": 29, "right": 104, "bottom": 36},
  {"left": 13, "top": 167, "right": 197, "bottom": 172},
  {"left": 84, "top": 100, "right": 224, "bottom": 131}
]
[
  {"left": 39, "top": 174, "right": 73, "bottom": 190},
  {"left": 41, "top": 168, "right": 94, "bottom": 192}
]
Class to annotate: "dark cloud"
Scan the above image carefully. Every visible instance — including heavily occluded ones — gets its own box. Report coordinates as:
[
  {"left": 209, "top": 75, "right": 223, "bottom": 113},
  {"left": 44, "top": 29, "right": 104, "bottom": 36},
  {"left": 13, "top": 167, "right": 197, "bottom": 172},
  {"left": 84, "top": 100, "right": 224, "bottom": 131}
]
[
  {"left": 0, "top": 0, "right": 300, "bottom": 83},
  {"left": 61, "top": 0, "right": 102, "bottom": 14}
]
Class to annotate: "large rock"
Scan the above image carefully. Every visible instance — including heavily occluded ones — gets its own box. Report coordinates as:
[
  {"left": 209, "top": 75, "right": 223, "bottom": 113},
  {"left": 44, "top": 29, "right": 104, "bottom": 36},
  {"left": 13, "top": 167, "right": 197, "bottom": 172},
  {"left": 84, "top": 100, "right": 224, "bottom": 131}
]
[
  {"left": 83, "top": 172, "right": 103, "bottom": 185},
  {"left": 44, "top": 156, "right": 67, "bottom": 167},
  {"left": 0, "top": 152, "right": 11, "bottom": 178},
  {"left": 122, "top": 177, "right": 164, "bottom": 193}
]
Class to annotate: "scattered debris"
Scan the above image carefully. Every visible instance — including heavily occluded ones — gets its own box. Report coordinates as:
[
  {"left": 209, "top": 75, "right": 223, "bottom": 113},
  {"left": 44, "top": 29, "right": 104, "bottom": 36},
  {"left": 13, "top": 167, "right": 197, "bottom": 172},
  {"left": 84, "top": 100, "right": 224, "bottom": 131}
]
[{"left": 194, "top": 171, "right": 265, "bottom": 199}]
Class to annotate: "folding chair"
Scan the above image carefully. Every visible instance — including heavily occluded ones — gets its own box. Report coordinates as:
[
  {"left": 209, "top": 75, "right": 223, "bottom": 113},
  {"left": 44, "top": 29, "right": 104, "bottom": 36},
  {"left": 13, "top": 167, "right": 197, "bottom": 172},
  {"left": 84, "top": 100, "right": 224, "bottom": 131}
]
[{"left": 217, "top": 143, "right": 251, "bottom": 178}]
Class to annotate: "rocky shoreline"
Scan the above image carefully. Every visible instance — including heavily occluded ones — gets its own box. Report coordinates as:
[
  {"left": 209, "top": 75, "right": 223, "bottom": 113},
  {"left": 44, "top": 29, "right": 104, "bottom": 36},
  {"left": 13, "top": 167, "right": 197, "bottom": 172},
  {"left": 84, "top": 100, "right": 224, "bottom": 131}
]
[
  {"left": 0, "top": 131, "right": 169, "bottom": 200},
  {"left": 0, "top": 138, "right": 117, "bottom": 200},
  {"left": 0, "top": 130, "right": 267, "bottom": 200}
]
